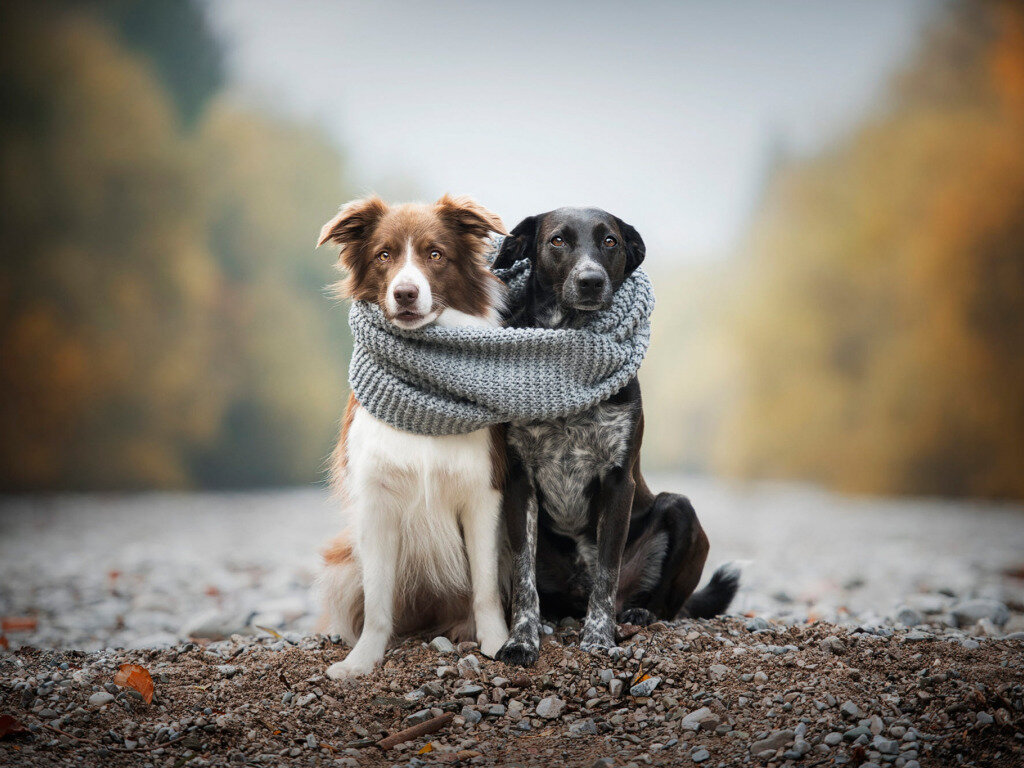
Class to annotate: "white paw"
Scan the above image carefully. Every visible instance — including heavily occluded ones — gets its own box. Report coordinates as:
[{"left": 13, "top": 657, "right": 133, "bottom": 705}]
[
  {"left": 479, "top": 631, "right": 509, "bottom": 659},
  {"left": 326, "top": 656, "right": 375, "bottom": 680}
]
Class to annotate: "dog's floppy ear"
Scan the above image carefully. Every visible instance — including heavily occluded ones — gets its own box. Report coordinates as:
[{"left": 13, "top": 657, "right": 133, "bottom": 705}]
[
  {"left": 317, "top": 196, "right": 388, "bottom": 249},
  {"left": 435, "top": 194, "right": 506, "bottom": 240},
  {"left": 614, "top": 215, "right": 646, "bottom": 276},
  {"left": 492, "top": 215, "right": 539, "bottom": 269}
]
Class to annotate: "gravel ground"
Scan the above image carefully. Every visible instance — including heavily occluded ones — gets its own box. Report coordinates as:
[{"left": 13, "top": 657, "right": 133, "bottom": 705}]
[
  {"left": 2, "top": 619, "right": 1022, "bottom": 767},
  {"left": 2, "top": 477, "right": 1024, "bottom": 766}
]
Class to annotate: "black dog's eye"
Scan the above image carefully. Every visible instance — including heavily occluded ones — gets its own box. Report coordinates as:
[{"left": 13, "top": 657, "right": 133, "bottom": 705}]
[
  {"left": 603, "top": 236, "right": 617, "bottom": 247},
  {"left": 550, "top": 236, "right": 564, "bottom": 247}
]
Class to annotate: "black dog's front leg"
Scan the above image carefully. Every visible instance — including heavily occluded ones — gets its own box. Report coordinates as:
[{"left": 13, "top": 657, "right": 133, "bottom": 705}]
[
  {"left": 580, "top": 466, "right": 635, "bottom": 652},
  {"left": 495, "top": 453, "right": 541, "bottom": 666}
]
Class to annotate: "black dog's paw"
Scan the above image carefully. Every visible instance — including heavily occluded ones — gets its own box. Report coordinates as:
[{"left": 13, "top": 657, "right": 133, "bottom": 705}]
[
  {"left": 619, "top": 607, "right": 656, "bottom": 627},
  {"left": 495, "top": 638, "right": 539, "bottom": 667}
]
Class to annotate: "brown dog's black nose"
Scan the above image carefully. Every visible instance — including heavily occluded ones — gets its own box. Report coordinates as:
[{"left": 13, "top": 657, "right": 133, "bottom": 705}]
[
  {"left": 576, "top": 270, "right": 607, "bottom": 296},
  {"left": 393, "top": 284, "right": 419, "bottom": 307}
]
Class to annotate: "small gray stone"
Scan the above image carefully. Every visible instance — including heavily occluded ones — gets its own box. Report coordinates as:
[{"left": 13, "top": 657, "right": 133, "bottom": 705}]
[
  {"left": 903, "top": 630, "right": 932, "bottom": 641},
  {"left": 680, "top": 707, "right": 719, "bottom": 731},
  {"left": 820, "top": 636, "right": 847, "bottom": 655},
  {"left": 608, "top": 679, "right": 624, "bottom": 697},
  {"left": 691, "top": 748, "right": 710, "bottom": 762},
  {"left": 840, "top": 701, "right": 862, "bottom": 720},
  {"left": 215, "top": 665, "right": 239, "bottom": 679},
  {"left": 824, "top": 732, "right": 843, "bottom": 746},
  {"left": 569, "top": 718, "right": 597, "bottom": 735},
  {"left": 629, "top": 676, "right": 661, "bottom": 697},
  {"left": 844, "top": 726, "right": 872, "bottom": 741},
  {"left": 976, "top": 711, "right": 994, "bottom": 725},
  {"left": 536, "top": 696, "right": 565, "bottom": 719},
  {"left": 894, "top": 607, "right": 924, "bottom": 627},
  {"left": 429, "top": 636, "right": 455, "bottom": 654},
  {"left": 406, "top": 709, "right": 433, "bottom": 725},
  {"left": 951, "top": 599, "right": 1010, "bottom": 628},
  {"left": 598, "top": 669, "right": 614, "bottom": 683},
  {"left": 486, "top": 704, "right": 506, "bottom": 717},
  {"left": 873, "top": 737, "right": 899, "bottom": 754},
  {"left": 455, "top": 684, "right": 484, "bottom": 697},
  {"left": 89, "top": 692, "right": 114, "bottom": 707},
  {"left": 457, "top": 654, "right": 481, "bottom": 676},
  {"left": 745, "top": 617, "right": 771, "bottom": 632},
  {"left": 461, "top": 706, "right": 482, "bottom": 725},
  {"left": 750, "top": 729, "right": 794, "bottom": 753},
  {"left": 295, "top": 693, "right": 317, "bottom": 708},
  {"left": 708, "top": 664, "right": 729, "bottom": 681},
  {"left": 590, "top": 759, "right": 615, "bottom": 768}
]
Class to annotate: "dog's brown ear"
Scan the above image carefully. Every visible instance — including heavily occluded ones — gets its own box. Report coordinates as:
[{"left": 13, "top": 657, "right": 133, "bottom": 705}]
[
  {"left": 317, "top": 196, "right": 388, "bottom": 249},
  {"left": 435, "top": 194, "right": 506, "bottom": 239}
]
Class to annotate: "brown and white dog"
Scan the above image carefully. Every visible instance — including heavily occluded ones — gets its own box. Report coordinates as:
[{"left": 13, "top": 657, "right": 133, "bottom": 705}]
[{"left": 315, "top": 195, "right": 509, "bottom": 679}]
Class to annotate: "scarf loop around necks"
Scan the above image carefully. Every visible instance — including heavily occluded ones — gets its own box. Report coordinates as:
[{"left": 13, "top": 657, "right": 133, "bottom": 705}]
[{"left": 347, "top": 240, "right": 655, "bottom": 435}]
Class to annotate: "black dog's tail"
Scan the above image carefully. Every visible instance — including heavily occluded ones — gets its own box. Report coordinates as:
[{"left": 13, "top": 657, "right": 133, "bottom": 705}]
[{"left": 682, "top": 563, "right": 741, "bottom": 619}]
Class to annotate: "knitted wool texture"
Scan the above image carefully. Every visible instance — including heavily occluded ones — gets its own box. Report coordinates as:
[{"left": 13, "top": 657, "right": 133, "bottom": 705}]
[{"left": 347, "top": 245, "right": 654, "bottom": 435}]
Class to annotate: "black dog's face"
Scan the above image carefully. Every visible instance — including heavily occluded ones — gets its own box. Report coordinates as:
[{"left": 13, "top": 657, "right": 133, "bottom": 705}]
[
  {"left": 537, "top": 209, "right": 629, "bottom": 311},
  {"left": 495, "top": 207, "right": 646, "bottom": 322}
]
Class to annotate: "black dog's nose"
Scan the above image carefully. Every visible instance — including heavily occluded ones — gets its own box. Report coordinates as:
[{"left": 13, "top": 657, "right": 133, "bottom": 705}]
[
  {"left": 393, "top": 284, "right": 419, "bottom": 306},
  {"left": 576, "top": 270, "right": 607, "bottom": 296}
]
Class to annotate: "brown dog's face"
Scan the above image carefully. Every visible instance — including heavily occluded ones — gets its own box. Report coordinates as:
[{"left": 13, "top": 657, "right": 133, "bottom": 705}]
[{"left": 318, "top": 195, "right": 506, "bottom": 329}]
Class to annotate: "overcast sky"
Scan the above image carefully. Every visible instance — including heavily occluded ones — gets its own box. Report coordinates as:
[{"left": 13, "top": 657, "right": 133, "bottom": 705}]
[{"left": 205, "top": 0, "right": 928, "bottom": 265}]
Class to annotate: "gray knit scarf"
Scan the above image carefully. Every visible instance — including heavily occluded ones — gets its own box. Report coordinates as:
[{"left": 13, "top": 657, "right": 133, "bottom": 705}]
[{"left": 347, "top": 239, "right": 654, "bottom": 435}]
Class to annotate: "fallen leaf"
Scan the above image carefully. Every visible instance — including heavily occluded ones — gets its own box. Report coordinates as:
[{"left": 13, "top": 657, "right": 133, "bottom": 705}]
[
  {"left": 0, "top": 715, "right": 27, "bottom": 739},
  {"left": 255, "top": 624, "right": 283, "bottom": 639},
  {"left": 113, "top": 663, "right": 154, "bottom": 704},
  {"left": 1, "top": 617, "right": 37, "bottom": 633},
  {"left": 630, "top": 671, "right": 651, "bottom": 686},
  {"left": 418, "top": 742, "right": 434, "bottom": 754}
]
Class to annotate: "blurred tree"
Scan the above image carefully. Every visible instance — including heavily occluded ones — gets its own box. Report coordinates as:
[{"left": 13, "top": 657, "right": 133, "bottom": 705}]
[
  {"left": 0, "top": 4, "right": 223, "bottom": 489},
  {"left": 0, "top": 3, "right": 351, "bottom": 490},
  {"left": 73, "top": 0, "right": 224, "bottom": 127},
  {"left": 720, "top": 0, "right": 1024, "bottom": 498},
  {"left": 188, "top": 104, "right": 351, "bottom": 486}
]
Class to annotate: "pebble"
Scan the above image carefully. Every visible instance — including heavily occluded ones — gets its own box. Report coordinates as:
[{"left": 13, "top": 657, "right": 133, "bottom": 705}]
[
  {"left": 429, "top": 636, "right": 456, "bottom": 654},
  {"left": 824, "top": 732, "right": 843, "bottom": 746},
  {"left": 679, "top": 707, "right": 719, "bottom": 731},
  {"left": 569, "top": 718, "right": 598, "bottom": 735},
  {"left": 406, "top": 709, "right": 433, "bottom": 725},
  {"left": 749, "top": 729, "right": 794, "bottom": 753},
  {"left": 629, "top": 676, "right": 661, "bottom": 697},
  {"left": 951, "top": 599, "right": 1009, "bottom": 628},
  {"left": 609, "top": 679, "right": 624, "bottom": 697},
  {"left": 88, "top": 691, "right": 114, "bottom": 707},
  {"left": 841, "top": 701, "right": 862, "bottom": 719},
  {"left": 894, "top": 606, "right": 924, "bottom": 626},
  {"left": 820, "top": 635, "right": 847, "bottom": 654},
  {"left": 457, "top": 654, "right": 481, "bottom": 676},
  {"left": 456, "top": 684, "right": 484, "bottom": 697},
  {"left": 976, "top": 711, "right": 994, "bottom": 725},
  {"left": 461, "top": 707, "right": 482, "bottom": 725},
  {"left": 691, "top": 748, "right": 710, "bottom": 762},
  {"left": 535, "top": 696, "right": 566, "bottom": 719}
]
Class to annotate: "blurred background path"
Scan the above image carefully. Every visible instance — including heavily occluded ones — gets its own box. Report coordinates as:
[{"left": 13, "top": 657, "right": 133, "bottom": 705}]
[{"left": 2, "top": 477, "right": 1022, "bottom": 651}]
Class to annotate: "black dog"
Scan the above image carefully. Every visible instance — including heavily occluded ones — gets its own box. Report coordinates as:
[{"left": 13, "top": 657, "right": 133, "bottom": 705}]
[{"left": 493, "top": 207, "right": 739, "bottom": 665}]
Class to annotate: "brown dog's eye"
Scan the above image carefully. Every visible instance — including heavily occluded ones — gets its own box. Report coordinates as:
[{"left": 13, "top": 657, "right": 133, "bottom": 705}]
[
  {"left": 550, "top": 236, "right": 564, "bottom": 247},
  {"left": 604, "top": 236, "right": 617, "bottom": 247},
  {"left": 377, "top": 251, "right": 390, "bottom": 262},
  {"left": 429, "top": 250, "right": 443, "bottom": 261}
]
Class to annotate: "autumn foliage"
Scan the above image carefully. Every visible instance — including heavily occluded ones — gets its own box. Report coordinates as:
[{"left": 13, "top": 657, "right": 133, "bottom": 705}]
[
  {"left": 716, "top": 0, "right": 1024, "bottom": 498},
  {"left": 0, "top": 2, "right": 351, "bottom": 490}
]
